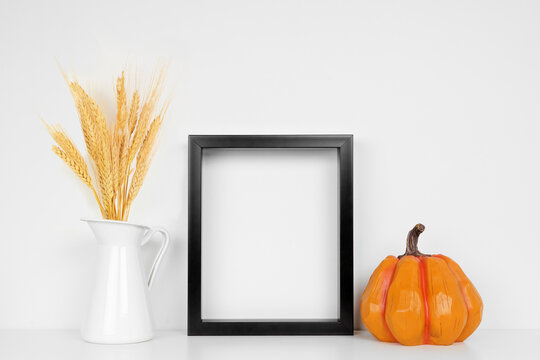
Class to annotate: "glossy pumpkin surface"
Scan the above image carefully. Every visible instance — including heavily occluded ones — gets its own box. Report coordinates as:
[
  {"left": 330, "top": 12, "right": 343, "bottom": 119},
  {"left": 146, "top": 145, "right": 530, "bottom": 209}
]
[{"left": 360, "top": 224, "right": 483, "bottom": 346}]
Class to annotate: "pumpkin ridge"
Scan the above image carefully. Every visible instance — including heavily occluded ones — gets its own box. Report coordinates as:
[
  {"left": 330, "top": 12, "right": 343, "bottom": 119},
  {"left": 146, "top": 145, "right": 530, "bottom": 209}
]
[
  {"left": 360, "top": 256, "right": 399, "bottom": 342},
  {"left": 433, "top": 255, "right": 470, "bottom": 307},
  {"left": 381, "top": 260, "right": 398, "bottom": 342},
  {"left": 384, "top": 256, "right": 425, "bottom": 345},
  {"left": 418, "top": 256, "right": 430, "bottom": 344},
  {"left": 433, "top": 254, "right": 481, "bottom": 342}
]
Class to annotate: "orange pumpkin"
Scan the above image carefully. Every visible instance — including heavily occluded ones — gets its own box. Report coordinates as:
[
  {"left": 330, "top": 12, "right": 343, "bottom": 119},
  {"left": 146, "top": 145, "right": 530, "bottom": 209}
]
[{"left": 360, "top": 224, "right": 483, "bottom": 346}]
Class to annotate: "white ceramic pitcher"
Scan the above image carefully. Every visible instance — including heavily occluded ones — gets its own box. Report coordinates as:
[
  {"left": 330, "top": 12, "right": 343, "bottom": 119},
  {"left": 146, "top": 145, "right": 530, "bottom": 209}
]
[{"left": 81, "top": 218, "right": 170, "bottom": 344}]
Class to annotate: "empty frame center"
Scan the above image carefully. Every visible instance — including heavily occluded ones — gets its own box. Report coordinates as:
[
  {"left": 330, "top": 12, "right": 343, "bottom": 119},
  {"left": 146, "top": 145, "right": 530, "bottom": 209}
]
[{"left": 201, "top": 148, "right": 339, "bottom": 320}]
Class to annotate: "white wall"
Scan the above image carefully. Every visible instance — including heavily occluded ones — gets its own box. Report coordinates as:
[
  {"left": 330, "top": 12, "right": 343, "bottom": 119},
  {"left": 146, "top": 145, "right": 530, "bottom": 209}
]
[{"left": 1, "top": 0, "right": 540, "bottom": 330}]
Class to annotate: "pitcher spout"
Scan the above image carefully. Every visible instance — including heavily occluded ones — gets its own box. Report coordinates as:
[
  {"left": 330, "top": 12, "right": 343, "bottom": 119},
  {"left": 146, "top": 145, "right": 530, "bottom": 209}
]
[{"left": 82, "top": 218, "right": 150, "bottom": 246}]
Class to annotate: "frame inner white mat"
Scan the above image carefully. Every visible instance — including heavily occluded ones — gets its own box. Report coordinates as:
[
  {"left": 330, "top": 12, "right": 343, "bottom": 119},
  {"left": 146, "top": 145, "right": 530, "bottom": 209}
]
[{"left": 201, "top": 148, "right": 339, "bottom": 320}]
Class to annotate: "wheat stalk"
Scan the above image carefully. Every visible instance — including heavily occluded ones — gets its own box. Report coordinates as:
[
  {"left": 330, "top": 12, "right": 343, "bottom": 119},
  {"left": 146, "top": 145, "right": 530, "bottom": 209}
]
[
  {"left": 45, "top": 69, "right": 167, "bottom": 221},
  {"left": 68, "top": 83, "right": 100, "bottom": 160},
  {"left": 126, "top": 115, "right": 162, "bottom": 209},
  {"left": 51, "top": 145, "right": 105, "bottom": 217},
  {"left": 127, "top": 91, "right": 140, "bottom": 136},
  {"left": 116, "top": 71, "right": 127, "bottom": 131},
  {"left": 51, "top": 144, "right": 93, "bottom": 189}
]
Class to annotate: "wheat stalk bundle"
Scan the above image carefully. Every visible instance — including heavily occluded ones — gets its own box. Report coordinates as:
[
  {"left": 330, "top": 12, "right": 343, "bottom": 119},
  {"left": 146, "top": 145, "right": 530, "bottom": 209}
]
[{"left": 45, "top": 70, "right": 167, "bottom": 221}]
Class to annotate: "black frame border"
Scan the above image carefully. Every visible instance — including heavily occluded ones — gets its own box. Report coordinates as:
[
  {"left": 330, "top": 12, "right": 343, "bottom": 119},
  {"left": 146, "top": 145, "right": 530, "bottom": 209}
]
[{"left": 188, "top": 135, "right": 353, "bottom": 335}]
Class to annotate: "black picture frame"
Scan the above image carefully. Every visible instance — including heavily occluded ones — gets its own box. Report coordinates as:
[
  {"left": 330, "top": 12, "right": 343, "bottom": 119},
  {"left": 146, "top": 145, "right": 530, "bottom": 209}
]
[{"left": 188, "top": 135, "right": 353, "bottom": 335}]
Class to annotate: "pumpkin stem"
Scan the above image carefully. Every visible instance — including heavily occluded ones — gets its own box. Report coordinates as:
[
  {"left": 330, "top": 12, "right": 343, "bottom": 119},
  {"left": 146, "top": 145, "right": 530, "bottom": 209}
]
[{"left": 398, "top": 223, "right": 430, "bottom": 258}]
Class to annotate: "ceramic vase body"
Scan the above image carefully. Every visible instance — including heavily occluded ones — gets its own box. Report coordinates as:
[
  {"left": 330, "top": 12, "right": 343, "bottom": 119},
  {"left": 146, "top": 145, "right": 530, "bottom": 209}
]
[{"left": 81, "top": 219, "right": 169, "bottom": 344}]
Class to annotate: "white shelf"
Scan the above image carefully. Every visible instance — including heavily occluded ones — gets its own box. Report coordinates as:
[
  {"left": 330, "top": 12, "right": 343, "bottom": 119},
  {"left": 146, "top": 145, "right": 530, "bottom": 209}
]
[{"left": 0, "top": 329, "right": 537, "bottom": 359}]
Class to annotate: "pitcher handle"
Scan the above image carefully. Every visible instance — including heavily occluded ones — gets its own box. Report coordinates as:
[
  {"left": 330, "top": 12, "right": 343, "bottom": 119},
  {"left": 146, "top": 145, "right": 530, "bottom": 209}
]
[{"left": 141, "top": 227, "right": 170, "bottom": 289}]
